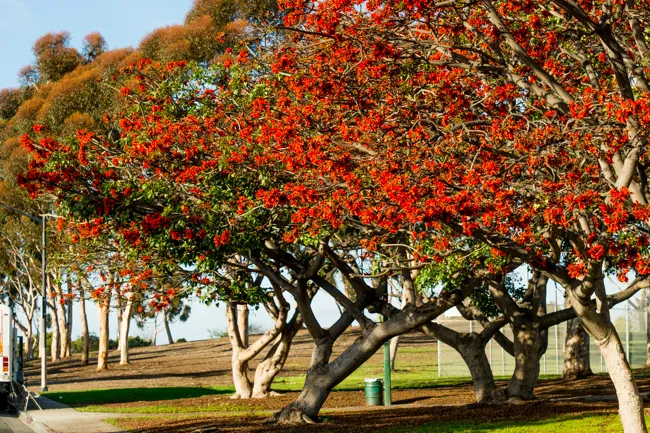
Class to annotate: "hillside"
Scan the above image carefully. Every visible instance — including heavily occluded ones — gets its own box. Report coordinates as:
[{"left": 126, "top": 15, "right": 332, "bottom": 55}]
[{"left": 24, "top": 328, "right": 434, "bottom": 392}]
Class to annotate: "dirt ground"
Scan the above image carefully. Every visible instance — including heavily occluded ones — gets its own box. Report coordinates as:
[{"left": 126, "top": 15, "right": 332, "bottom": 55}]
[
  {"left": 23, "top": 330, "right": 650, "bottom": 432},
  {"left": 113, "top": 401, "right": 624, "bottom": 433}
]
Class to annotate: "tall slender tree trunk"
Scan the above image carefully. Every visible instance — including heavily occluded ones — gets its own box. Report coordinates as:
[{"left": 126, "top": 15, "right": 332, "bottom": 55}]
[
  {"left": 119, "top": 298, "right": 133, "bottom": 364},
  {"left": 66, "top": 281, "right": 73, "bottom": 357},
  {"left": 114, "top": 290, "right": 123, "bottom": 351},
  {"left": 163, "top": 308, "right": 174, "bottom": 344},
  {"left": 79, "top": 288, "right": 89, "bottom": 366},
  {"left": 46, "top": 276, "right": 60, "bottom": 362},
  {"left": 50, "top": 304, "right": 60, "bottom": 363},
  {"left": 54, "top": 283, "right": 69, "bottom": 359},
  {"left": 151, "top": 311, "right": 158, "bottom": 346},
  {"left": 96, "top": 291, "right": 111, "bottom": 371}
]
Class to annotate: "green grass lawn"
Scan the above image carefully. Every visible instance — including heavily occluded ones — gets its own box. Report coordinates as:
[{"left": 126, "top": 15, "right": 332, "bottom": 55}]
[{"left": 381, "top": 413, "right": 637, "bottom": 433}]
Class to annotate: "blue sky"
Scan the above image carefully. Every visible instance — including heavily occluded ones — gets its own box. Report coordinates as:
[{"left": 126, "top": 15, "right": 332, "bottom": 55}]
[
  {"left": 0, "top": 0, "right": 193, "bottom": 89},
  {"left": 0, "top": 0, "right": 346, "bottom": 343}
]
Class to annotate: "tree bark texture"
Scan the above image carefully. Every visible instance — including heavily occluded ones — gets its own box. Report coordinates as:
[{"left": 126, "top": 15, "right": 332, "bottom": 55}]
[
  {"left": 96, "top": 290, "right": 111, "bottom": 371},
  {"left": 569, "top": 289, "right": 647, "bottom": 433},
  {"left": 163, "top": 308, "right": 174, "bottom": 344},
  {"left": 119, "top": 298, "right": 134, "bottom": 365},
  {"left": 563, "top": 317, "right": 593, "bottom": 379},
  {"left": 79, "top": 287, "right": 89, "bottom": 366}
]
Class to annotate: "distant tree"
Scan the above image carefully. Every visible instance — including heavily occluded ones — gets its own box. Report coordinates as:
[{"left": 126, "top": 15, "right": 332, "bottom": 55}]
[
  {"left": 0, "top": 88, "right": 22, "bottom": 120},
  {"left": 32, "top": 31, "right": 82, "bottom": 82},
  {"left": 81, "top": 32, "right": 107, "bottom": 63},
  {"left": 17, "top": 65, "right": 39, "bottom": 88}
]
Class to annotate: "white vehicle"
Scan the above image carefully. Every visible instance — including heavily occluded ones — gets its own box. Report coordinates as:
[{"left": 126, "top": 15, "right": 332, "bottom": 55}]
[{"left": 0, "top": 304, "right": 18, "bottom": 408}]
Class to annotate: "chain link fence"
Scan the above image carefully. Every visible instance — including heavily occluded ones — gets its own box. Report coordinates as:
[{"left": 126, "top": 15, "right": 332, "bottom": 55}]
[{"left": 437, "top": 304, "right": 648, "bottom": 377}]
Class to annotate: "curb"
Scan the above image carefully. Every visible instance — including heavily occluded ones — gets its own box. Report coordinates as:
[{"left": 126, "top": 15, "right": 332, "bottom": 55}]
[{"left": 13, "top": 406, "right": 55, "bottom": 433}]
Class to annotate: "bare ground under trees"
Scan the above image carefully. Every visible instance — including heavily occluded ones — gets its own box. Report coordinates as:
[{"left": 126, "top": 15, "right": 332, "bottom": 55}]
[{"left": 22, "top": 329, "right": 650, "bottom": 432}]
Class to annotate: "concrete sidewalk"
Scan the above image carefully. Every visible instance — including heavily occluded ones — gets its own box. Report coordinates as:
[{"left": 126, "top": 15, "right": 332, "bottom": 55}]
[{"left": 22, "top": 396, "right": 124, "bottom": 433}]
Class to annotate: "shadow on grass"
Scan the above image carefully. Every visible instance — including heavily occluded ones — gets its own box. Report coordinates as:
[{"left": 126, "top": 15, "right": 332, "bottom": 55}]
[{"left": 43, "top": 386, "right": 234, "bottom": 406}]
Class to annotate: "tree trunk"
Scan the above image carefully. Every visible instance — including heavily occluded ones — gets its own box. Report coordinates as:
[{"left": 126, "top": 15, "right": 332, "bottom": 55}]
[
  {"left": 79, "top": 288, "right": 89, "bottom": 366},
  {"left": 507, "top": 320, "right": 542, "bottom": 400},
  {"left": 163, "top": 308, "right": 174, "bottom": 344},
  {"left": 119, "top": 298, "right": 133, "bottom": 365},
  {"left": 96, "top": 292, "right": 111, "bottom": 371},
  {"left": 237, "top": 304, "right": 249, "bottom": 347},
  {"left": 227, "top": 304, "right": 252, "bottom": 398},
  {"left": 389, "top": 336, "right": 399, "bottom": 371},
  {"left": 152, "top": 311, "right": 158, "bottom": 346},
  {"left": 55, "top": 284, "right": 69, "bottom": 359},
  {"left": 252, "top": 314, "right": 303, "bottom": 398},
  {"left": 563, "top": 317, "right": 593, "bottom": 379},
  {"left": 274, "top": 363, "right": 332, "bottom": 424},
  {"left": 66, "top": 283, "right": 73, "bottom": 357},
  {"left": 114, "top": 289, "right": 123, "bottom": 351},
  {"left": 599, "top": 325, "right": 647, "bottom": 432},
  {"left": 50, "top": 303, "right": 60, "bottom": 363},
  {"left": 46, "top": 278, "right": 60, "bottom": 362},
  {"left": 457, "top": 334, "right": 505, "bottom": 404},
  {"left": 569, "top": 289, "right": 647, "bottom": 433}
]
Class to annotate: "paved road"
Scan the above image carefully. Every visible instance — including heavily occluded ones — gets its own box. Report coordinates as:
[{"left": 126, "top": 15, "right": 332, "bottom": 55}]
[{"left": 0, "top": 411, "right": 32, "bottom": 433}]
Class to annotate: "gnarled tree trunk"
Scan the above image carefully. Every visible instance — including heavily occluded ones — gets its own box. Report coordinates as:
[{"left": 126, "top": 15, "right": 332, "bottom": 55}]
[
  {"left": 563, "top": 317, "right": 592, "bottom": 379},
  {"left": 507, "top": 319, "right": 544, "bottom": 400},
  {"left": 252, "top": 312, "right": 303, "bottom": 398},
  {"left": 423, "top": 317, "right": 506, "bottom": 404}
]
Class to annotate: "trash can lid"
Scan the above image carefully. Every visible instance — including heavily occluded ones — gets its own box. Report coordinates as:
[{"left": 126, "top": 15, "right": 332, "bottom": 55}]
[{"left": 364, "top": 378, "right": 383, "bottom": 383}]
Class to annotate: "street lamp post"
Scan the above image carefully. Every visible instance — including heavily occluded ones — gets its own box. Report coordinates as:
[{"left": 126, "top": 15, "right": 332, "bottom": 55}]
[{"left": 0, "top": 202, "right": 48, "bottom": 392}]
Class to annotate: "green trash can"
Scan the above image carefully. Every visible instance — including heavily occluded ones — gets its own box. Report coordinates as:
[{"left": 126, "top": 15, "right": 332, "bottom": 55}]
[{"left": 364, "top": 378, "right": 383, "bottom": 406}]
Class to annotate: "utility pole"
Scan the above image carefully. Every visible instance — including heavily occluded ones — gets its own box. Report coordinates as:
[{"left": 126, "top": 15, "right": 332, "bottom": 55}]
[{"left": 0, "top": 202, "right": 48, "bottom": 391}]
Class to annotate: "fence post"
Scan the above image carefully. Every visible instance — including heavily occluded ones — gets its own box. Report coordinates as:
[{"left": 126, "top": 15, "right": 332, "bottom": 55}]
[
  {"left": 489, "top": 338, "right": 492, "bottom": 370},
  {"left": 626, "top": 304, "right": 630, "bottom": 363},
  {"left": 555, "top": 293, "right": 559, "bottom": 375},
  {"left": 437, "top": 316, "right": 441, "bottom": 377},
  {"left": 501, "top": 345, "right": 505, "bottom": 376}
]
